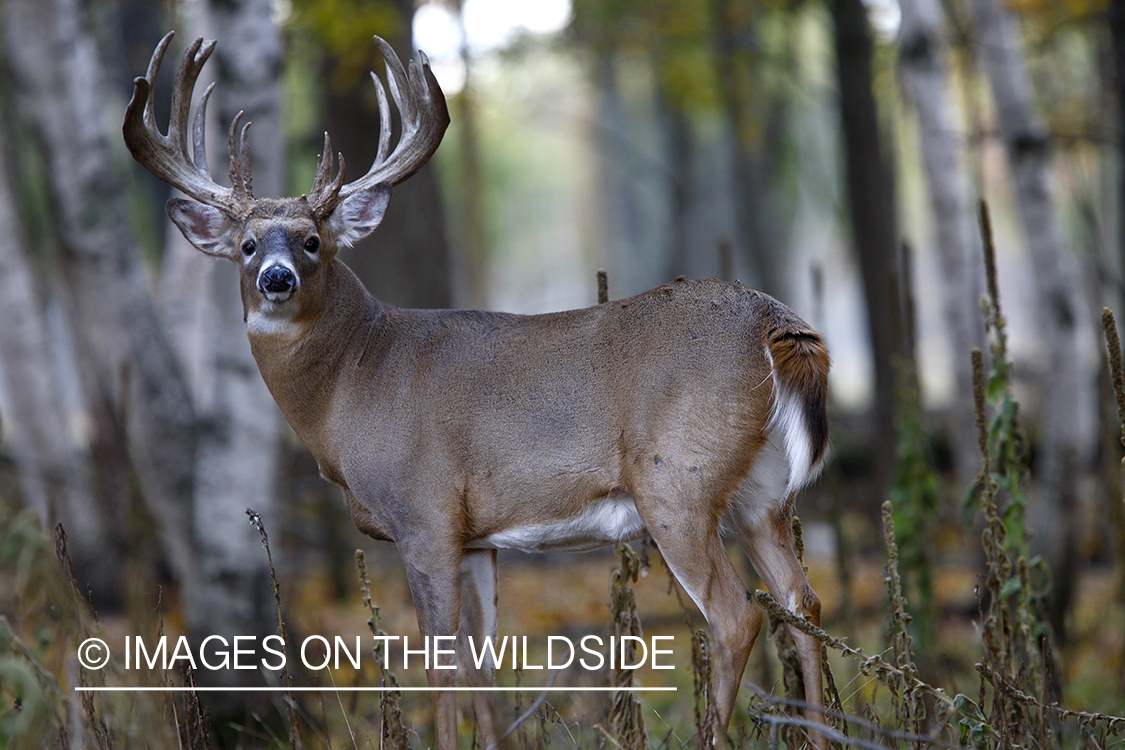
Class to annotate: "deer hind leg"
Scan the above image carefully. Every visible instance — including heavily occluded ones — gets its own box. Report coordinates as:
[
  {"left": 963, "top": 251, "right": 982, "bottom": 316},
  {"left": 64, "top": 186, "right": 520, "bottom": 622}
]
[
  {"left": 398, "top": 536, "right": 464, "bottom": 750},
  {"left": 729, "top": 490, "right": 826, "bottom": 750},
  {"left": 636, "top": 491, "right": 763, "bottom": 741},
  {"left": 459, "top": 548, "right": 499, "bottom": 747}
]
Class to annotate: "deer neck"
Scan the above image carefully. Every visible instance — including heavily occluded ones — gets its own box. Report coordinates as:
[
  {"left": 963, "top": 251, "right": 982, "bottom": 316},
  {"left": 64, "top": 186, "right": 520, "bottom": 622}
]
[{"left": 244, "top": 258, "right": 384, "bottom": 457}]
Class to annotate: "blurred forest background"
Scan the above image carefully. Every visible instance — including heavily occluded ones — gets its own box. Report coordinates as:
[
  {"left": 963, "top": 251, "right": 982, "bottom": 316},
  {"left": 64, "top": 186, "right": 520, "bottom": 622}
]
[{"left": 2, "top": 0, "right": 1125, "bottom": 746}]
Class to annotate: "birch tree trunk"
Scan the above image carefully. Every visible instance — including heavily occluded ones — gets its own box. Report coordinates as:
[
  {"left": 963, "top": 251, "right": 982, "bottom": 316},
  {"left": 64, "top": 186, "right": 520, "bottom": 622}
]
[
  {"left": 971, "top": 0, "right": 1095, "bottom": 642},
  {"left": 897, "top": 0, "right": 986, "bottom": 481},
  {"left": 151, "top": 0, "right": 286, "bottom": 680},
  {"left": 0, "top": 117, "right": 116, "bottom": 598},
  {"left": 4, "top": 0, "right": 196, "bottom": 587},
  {"left": 193, "top": 0, "right": 285, "bottom": 655}
]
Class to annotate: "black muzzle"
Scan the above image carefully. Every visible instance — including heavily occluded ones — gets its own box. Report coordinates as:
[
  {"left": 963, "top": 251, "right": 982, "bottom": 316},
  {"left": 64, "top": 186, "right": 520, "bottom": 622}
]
[{"left": 259, "top": 265, "right": 295, "bottom": 295}]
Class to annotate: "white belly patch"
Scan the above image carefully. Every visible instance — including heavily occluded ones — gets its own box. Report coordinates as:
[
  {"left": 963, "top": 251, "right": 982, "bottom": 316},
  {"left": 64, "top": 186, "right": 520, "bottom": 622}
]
[{"left": 471, "top": 496, "right": 646, "bottom": 553}]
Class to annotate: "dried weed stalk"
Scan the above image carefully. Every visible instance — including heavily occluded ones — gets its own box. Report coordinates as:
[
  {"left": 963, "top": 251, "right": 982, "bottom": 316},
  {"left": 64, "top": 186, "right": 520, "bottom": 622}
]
[
  {"left": 609, "top": 541, "right": 649, "bottom": 750},
  {"left": 355, "top": 549, "right": 410, "bottom": 750},
  {"left": 881, "top": 500, "right": 924, "bottom": 744},
  {"left": 247, "top": 508, "right": 302, "bottom": 750}
]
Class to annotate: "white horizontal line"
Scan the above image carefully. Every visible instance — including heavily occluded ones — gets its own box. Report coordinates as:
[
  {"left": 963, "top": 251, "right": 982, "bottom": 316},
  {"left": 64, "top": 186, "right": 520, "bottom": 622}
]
[{"left": 75, "top": 686, "right": 676, "bottom": 693}]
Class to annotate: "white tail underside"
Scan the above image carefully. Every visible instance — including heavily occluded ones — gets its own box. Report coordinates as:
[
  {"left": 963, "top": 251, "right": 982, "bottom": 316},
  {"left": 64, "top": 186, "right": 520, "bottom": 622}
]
[{"left": 765, "top": 347, "right": 822, "bottom": 497}]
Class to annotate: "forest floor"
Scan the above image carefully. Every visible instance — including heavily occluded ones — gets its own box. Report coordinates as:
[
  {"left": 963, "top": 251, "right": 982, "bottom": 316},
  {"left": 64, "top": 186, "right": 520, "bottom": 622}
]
[
  {"left": 262, "top": 531, "right": 1125, "bottom": 746},
  {"left": 4, "top": 493, "right": 1124, "bottom": 748}
]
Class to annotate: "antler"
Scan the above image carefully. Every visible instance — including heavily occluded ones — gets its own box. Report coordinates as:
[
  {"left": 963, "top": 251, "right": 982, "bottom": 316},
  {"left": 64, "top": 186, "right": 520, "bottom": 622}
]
[
  {"left": 307, "top": 36, "right": 450, "bottom": 219},
  {"left": 123, "top": 31, "right": 254, "bottom": 215}
]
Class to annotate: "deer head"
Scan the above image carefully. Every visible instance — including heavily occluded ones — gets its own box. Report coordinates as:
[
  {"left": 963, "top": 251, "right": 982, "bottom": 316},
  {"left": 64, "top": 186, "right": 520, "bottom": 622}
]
[{"left": 123, "top": 32, "right": 448, "bottom": 327}]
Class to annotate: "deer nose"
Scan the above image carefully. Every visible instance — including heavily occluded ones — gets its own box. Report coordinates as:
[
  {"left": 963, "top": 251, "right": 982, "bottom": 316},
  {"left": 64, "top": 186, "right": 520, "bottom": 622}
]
[{"left": 259, "top": 265, "right": 295, "bottom": 294}]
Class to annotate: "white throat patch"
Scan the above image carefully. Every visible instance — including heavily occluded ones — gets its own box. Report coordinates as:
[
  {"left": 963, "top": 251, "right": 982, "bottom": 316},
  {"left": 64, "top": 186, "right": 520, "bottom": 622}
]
[{"left": 246, "top": 304, "right": 300, "bottom": 337}]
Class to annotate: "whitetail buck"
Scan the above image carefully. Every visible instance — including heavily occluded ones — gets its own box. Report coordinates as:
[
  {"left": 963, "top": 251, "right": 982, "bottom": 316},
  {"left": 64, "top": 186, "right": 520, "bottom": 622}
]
[{"left": 125, "top": 32, "right": 831, "bottom": 749}]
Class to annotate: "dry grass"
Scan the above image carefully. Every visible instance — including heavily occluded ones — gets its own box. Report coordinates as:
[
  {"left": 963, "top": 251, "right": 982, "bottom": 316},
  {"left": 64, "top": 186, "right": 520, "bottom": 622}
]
[{"left": 2, "top": 493, "right": 1124, "bottom": 748}]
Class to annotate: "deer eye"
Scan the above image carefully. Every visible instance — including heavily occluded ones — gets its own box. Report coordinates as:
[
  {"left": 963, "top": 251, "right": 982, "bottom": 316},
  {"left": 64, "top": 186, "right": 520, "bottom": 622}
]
[
  {"left": 304, "top": 236, "right": 320, "bottom": 254},
  {"left": 241, "top": 239, "right": 256, "bottom": 256}
]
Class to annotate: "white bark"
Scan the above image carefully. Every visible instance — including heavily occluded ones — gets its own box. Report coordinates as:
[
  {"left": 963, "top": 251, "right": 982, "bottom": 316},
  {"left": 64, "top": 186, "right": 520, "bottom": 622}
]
[
  {"left": 4, "top": 0, "right": 197, "bottom": 584},
  {"left": 971, "top": 0, "right": 1096, "bottom": 636},
  {"left": 897, "top": 0, "right": 986, "bottom": 480},
  {"left": 0, "top": 125, "right": 114, "bottom": 591},
  {"left": 158, "top": 0, "right": 286, "bottom": 650}
]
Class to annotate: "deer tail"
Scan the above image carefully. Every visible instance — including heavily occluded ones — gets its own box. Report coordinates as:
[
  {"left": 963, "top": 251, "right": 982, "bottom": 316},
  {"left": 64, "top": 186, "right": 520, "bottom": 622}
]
[{"left": 765, "top": 326, "right": 830, "bottom": 495}]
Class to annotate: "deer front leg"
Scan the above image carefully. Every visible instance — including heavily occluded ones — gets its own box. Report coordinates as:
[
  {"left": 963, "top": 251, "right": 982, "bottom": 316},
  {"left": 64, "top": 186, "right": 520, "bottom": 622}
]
[
  {"left": 459, "top": 548, "right": 500, "bottom": 747},
  {"left": 731, "top": 500, "right": 826, "bottom": 750},
  {"left": 398, "top": 537, "right": 464, "bottom": 750}
]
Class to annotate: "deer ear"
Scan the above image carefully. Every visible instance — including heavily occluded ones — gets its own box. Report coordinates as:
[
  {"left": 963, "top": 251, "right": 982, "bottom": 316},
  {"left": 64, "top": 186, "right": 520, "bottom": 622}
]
[
  {"left": 327, "top": 185, "right": 392, "bottom": 248},
  {"left": 167, "top": 199, "right": 238, "bottom": 260}
]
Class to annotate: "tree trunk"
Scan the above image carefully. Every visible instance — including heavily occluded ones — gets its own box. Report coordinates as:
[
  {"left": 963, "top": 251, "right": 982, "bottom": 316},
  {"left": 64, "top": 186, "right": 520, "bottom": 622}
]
[
  {"left": 971, "top": 0, "right": 1095, "bottom": 643},
  {"left": 897, "top": 0, "right": 986, "bottom": 482},
  {"left": 832, "top": 0, "right": 903, "bottom": 491},
  {"left": 1114, "top": 0, "right": 1125, "bottom": 297},
  {"left": 4, "top": 0, "right": 196, "bottom": 588},
  {"left": 149, "top": 0, "right": 287, "bottom": 687},
  {"left": 325, "top": 0, "right": 454, "bottom": 309},
  {"left": 1109, "top": 0, "right": 1125, "bottom": 673},
  {"left": 447, "top": 0, "right": 490, "bottom": 308},
  {"left": 710, "top": 0, "right": 785, "bottom": 296},
  {"left": 662, "top": 90, "right": 695, "bottom": 282},
  {"left": 590, "top": 55, "right": 667, "bottom": 298},
  {"left": 0, "top": 116, "right": 116, "bottom": 598}
]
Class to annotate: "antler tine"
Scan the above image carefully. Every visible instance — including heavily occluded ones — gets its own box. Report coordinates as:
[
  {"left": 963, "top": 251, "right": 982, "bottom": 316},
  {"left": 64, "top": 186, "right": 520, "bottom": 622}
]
[
  {"left": 124, "top": 31, "right": 251, "bottom": 213},
  {"left": 192, "top": 82, "right": 217, "bottom": 174},
  {"left": 378, "top": 36, "right": 413, "bottom": 131},
  {"left": 310, "top": 132, "right": 346, "bottom": 200},
  {"left": 140, "top": 32, "right": 175, "bottom": 134},
  {"left": 371, "top": 72, "right": 392, "bottom": 168},
  {"left": 371, "top": 40, "right": 428, "bottom": 167},
  {"left": 168, "top": 37, "right": 211, "bottom": 161},
  {"left": 309, "top": 36, "right": 449, "bottom": 218},
  {"left": 311, "top": 132, "right": 332, "bottom": 196},
  {"left": 228, "top": 113, "right": 254, "bottom": 202}
]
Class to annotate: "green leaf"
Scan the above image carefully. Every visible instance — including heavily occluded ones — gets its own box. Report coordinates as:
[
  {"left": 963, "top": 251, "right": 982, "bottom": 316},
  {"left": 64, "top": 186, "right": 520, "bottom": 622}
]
[
  {"left": 953, "top": 693, "right": 997, "bottom": 748},
  {"left": 986, "top": 371, "right": 1008, "bottom": 401}
]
